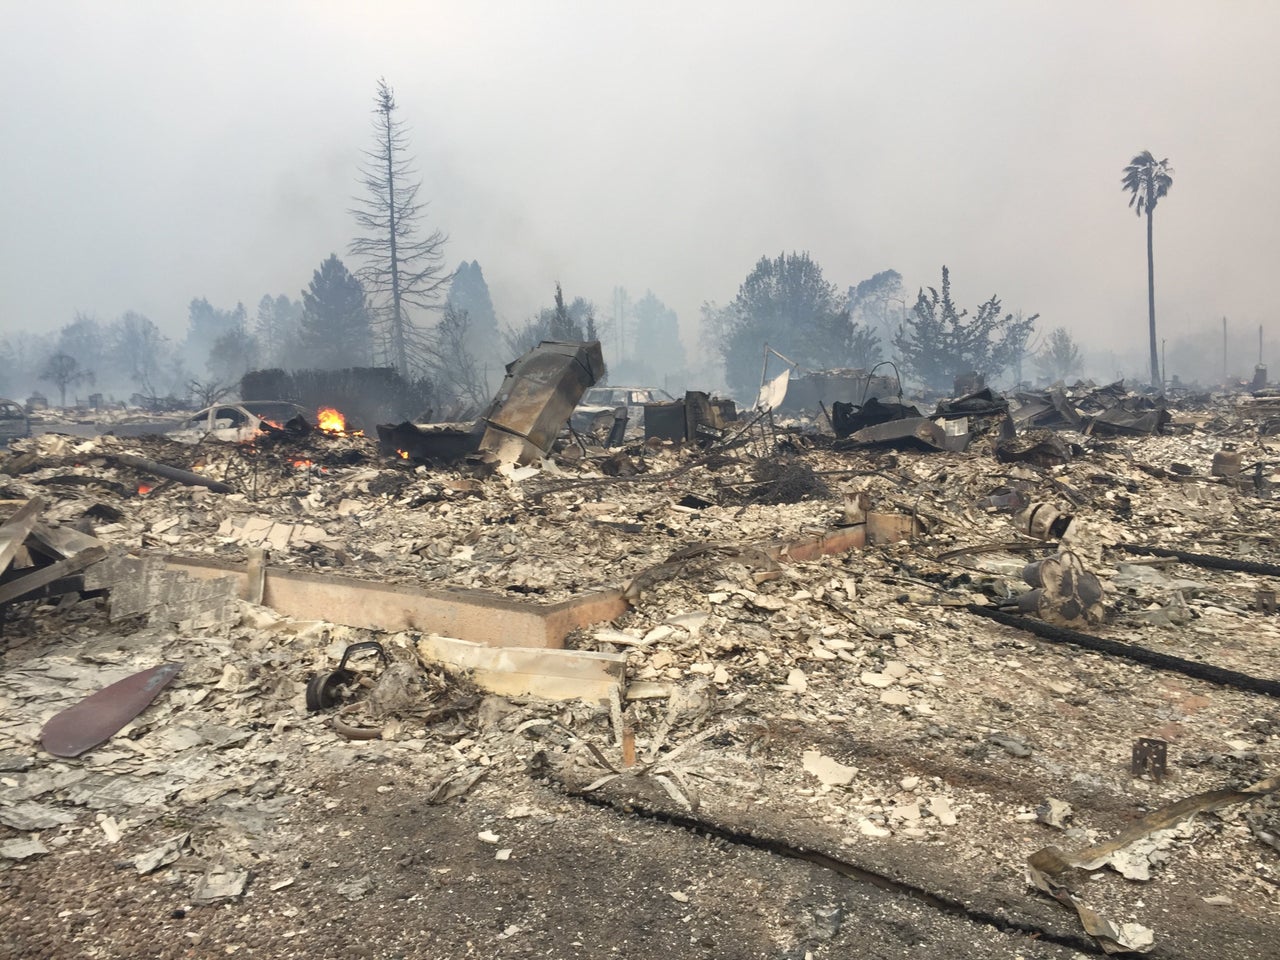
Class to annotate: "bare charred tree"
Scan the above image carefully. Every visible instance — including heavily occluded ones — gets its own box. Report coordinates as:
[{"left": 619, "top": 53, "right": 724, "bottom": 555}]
[
  {"left": 110, "top": 311, "right": 169, "bottom": 398},
  {"left": 187, "top": 378, "right": 232, "bottom": 408},
  {"left": 502, "top": 314, "right": 552, "bottom": 359},
  {"left": 349, "top": 78, "right": 449, "bottom": 379},
  {"left": 39, "top": 352, "right": 93, "bottom": 407},
  {"left": 424, "top": 303, "right": 491, "bottom": 410}
]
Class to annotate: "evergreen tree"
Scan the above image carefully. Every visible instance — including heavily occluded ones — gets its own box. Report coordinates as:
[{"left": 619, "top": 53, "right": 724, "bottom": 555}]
[
  {"left": 893, "top": 266, "right": 1037, "bottom": 392},
  {"left": 447, "top": 261, "right": 498, "bottom": 338},
  {"left": 299, "top": 254, "right": 373, "bottom": 369},
  {"left": 629, "top": 291, "right": 685, "bottom": 382},
  {"left": 185, "top": 298, "right": 248, "bottom": 369},
  {"left": 445, "top": 260, "right": 502, "bottom": 381},
  {"left": 716, "top": 252, "right": 866, "bottom": 398},
  {"left": 254, "top": 294, "right": 303, "bottom": 367}
]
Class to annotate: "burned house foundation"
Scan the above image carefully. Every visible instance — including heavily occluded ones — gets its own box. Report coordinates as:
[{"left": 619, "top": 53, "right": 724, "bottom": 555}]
[{"left": 2, "top": 369, "right": 1280, "bottom": 959}]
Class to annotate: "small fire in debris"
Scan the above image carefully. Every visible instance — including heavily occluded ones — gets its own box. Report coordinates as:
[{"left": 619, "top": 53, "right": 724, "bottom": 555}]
[
  {"left": 317, "top": 408, "right": 345, "bottom": 432},
  {"left": 315, "top": 407, "right": 363, "bottom": 437},
  {"left": 137, "top": 484, "right": 152, "bottom": 496},
  {"left": 291, "top": 459, "right": 313, "bottom": 470},
  {"left": 396, "top": 449, "right": 409, "bottom": 460}
]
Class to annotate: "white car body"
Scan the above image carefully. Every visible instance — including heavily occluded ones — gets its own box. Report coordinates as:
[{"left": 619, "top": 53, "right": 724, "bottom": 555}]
[
  {"left": 166, "top": 401, "right": 306, "bottom": 444},
  {"left": 570, "top": 386, "right": 675, "bottom": 433}
]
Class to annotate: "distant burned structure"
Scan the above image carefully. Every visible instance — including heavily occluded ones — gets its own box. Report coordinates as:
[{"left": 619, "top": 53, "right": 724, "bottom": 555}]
[
  {"left": 240, "top": 367, "right": 433, "bottom": 432},
  {"left": 776, "top": 368, "right": 899, "bottom": 413},
  {"left": 643, "top": 391, "right": 737, "bottom": 445},
  {"left": 376, "top": 340, "right": 606, "bottom": 466}
]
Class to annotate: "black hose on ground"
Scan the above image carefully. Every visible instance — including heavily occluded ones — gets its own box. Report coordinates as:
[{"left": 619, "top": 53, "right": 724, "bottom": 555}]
[
  {"left": 114, "top": 453, "right": 234, "bottom": 494},
  {"left": 1119, "top": 543, "right": 1280, "bottom": 578},
  {"left": 965, "top": 604, "right": 1280, "bottom": 699}
]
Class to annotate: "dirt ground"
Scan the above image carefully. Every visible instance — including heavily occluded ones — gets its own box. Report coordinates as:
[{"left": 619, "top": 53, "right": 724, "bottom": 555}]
[{"left": 2, "top": 760, "right": 1091, "bottom": 960}]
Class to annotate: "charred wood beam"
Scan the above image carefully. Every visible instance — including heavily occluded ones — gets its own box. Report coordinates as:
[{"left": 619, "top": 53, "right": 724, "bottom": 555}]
[
  {"left": 0, "top": 496, "right": 45, "bottom": 576},
  {"left": 0, "top": 545, "right": 107, "bottom": 606},
  {"left": 27, "top": 522, "right": 106, "bottom": 563},
  {"left": 0, "top": 575, "right": 98, "bottom": 603},
  {"left": 113, "top": 454, "right": 234, "bottom": 494},
  {"left": 1119, "top": 543, "right": 1280, "bottom": 578},
  {"left": 966, "top": 604, "right": 1280, "bottom": 699}
]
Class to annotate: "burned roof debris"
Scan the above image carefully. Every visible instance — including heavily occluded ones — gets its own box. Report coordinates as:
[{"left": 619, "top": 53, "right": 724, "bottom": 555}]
[{"left": 2, "top": 372, "right": 1280, "bottom": 958}]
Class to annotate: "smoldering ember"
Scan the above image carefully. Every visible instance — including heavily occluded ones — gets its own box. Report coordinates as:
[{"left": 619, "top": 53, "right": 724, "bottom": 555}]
[{"left": 0, "top": 346, "right": 1279, "bottom": 960}]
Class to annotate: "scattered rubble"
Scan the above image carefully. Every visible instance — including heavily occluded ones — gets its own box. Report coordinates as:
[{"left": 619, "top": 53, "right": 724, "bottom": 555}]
[{"left": 2, "top": 376, "right": 1280, "bottom": 957}]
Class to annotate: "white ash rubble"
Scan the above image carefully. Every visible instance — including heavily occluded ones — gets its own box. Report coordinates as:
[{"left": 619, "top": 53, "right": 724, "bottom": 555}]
[{"left": 1, "top": 387, "right": 1279, "bottom": 955}]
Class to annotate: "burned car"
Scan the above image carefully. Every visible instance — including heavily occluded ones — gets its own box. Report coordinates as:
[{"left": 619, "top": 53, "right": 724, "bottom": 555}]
[
  {"left": 166, "top": 401, "right": 307, "bottom": 444},
  {"left": 0, "top": 398, "right": 30, "bottom": 446},
  {"left": 570, "top": 385, "right": 675, "bottom": 434}
]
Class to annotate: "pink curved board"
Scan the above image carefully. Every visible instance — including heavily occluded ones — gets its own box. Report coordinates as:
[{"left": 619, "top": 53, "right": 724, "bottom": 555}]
[{"left": 40, "top": 662, "right": 183, "bottom": 758}]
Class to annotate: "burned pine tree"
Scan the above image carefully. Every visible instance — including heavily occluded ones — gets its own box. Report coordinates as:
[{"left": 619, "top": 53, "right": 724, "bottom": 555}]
[{"left": 349, "top": 78, "right": 449, "bottom": 380}]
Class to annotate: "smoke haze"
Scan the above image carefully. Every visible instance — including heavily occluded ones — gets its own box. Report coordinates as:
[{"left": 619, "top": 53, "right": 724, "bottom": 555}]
[{"left": 2, "top": 1, "right": 1278, "bottom": 386}]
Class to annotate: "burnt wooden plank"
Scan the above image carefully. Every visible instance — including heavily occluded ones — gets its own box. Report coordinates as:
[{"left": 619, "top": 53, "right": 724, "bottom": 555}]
[
  {"left": 0, "top": 545, "right": 106, "bottom": 606},
  {"left": 0, "top": 496, "right": 45, "bottom": 577}
]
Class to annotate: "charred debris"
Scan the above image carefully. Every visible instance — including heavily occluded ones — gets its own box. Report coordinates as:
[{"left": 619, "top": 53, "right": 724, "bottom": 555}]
[{"left": 5, "top": 343, "right": 1280, "bottom": 955}]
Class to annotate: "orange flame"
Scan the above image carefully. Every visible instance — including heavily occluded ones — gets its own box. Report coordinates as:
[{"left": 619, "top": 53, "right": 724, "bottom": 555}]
[
  {"left": 396, "top": 449, "right": 409, "bottom": 460},
  {"left": 292, "top": 459, "right": 313, "bottom": 469},
  {"left": 137, "top": 484, "right": 152, "bottom": 496},
  {"left": 317, "top": 408, "right": 345, "bottom": 432}
]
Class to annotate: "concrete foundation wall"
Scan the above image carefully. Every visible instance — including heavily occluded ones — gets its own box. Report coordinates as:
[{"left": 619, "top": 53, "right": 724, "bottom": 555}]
[{"left": 165, "top": 555, "right": 628, "bottom": 649}]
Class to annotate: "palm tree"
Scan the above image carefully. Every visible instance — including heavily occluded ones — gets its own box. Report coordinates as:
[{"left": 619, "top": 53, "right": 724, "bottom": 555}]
[{"left": 1121, "top": 150, "right": 1174, "bottom": 391}]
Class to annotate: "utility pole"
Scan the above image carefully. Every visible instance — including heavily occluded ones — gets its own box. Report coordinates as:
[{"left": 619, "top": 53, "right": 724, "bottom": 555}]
[
  {"left": 1223, "top": 316, "right": 1228, "bottom": 387},
  {"left": 613, "top": 288, "right": 621, "bottom": 369},
  {"left": 612, "top": 287, "right": 629, "bottom": 370}
]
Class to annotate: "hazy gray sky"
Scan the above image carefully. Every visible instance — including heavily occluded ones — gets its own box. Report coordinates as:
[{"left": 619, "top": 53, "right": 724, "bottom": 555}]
[{"left": 3, "top": 1, "right": 1278, "bottom": 374}]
